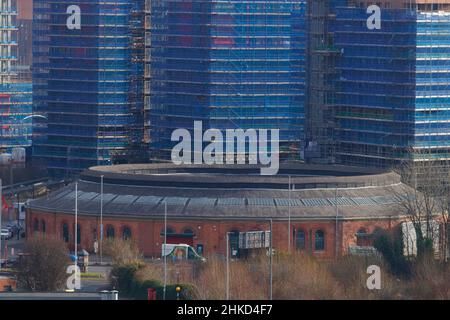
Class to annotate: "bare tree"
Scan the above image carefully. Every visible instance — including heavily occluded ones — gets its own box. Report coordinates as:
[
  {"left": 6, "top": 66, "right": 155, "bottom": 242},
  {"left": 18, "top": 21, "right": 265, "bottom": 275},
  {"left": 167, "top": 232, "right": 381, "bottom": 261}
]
[
  {"left": 394, "top": 148, "right": 445, "bottom": 259},
  {"left": 17, "top": 237, "right": 70, "bottom": 291},
  {"left": 103, "top": 238, "right": 143, "bottom": 266},
  {"left": 434, "top": 172, "right": 450, "bottom": 262}
]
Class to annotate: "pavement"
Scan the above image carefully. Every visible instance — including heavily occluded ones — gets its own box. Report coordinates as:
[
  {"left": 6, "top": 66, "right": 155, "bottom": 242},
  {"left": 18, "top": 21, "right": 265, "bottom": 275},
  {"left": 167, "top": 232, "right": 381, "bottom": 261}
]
[
  {"left": 0, "top": 292, "right": 105, "bottom": 300},
  {"left": 76, "top": 264, "right": 112, "bottom": 292}
]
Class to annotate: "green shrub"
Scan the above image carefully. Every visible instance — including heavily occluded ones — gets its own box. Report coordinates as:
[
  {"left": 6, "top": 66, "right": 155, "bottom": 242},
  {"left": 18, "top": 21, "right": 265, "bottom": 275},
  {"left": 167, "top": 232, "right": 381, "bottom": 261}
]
[
  {"left": 110, "top": 263, "right": 198, "bottom": 300},
  {"left": 110, "top": 263, "right": 143, "bottom": 293},
  {"left": 373, "top": 228, "right": 411, "bottom": 277}
]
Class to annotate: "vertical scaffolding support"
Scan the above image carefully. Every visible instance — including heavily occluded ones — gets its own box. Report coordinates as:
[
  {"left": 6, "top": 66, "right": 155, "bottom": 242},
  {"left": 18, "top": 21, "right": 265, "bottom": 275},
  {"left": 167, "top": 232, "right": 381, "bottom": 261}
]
[
  {"left": 0, "top": 0, "right": 17, "bottom": 85},
  {"left": 305, "top": 0, "right": 340, "bottom": 164}
]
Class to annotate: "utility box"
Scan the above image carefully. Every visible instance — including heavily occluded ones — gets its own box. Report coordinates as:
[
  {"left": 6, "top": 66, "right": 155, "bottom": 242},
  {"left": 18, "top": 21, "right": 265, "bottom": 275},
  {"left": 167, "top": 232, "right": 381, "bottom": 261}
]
[
  {"left": 147, "top": 288, "right": 157, "bottom": 300},
  {"left": 77, "top": 249, "right": 89, "bottom": 272}
]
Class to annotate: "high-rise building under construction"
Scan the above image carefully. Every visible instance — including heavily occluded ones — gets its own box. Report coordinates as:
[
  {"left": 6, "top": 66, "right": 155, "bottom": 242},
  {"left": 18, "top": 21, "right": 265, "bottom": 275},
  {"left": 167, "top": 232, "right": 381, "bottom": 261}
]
[
  {"left": 149, "top": 0, "right": 307, "bottom": 161},
  {"left": 0, "top": 0, "right": 32, "bottom": 152},
  {"left": 32, "top": 0, "right": 146, "bottom": 176},
  {"left": 32, "top": 0, "right": 450, "bottom": 175},
  {"left": 306, "top": 0, "right": 450, "bottom": 170}
]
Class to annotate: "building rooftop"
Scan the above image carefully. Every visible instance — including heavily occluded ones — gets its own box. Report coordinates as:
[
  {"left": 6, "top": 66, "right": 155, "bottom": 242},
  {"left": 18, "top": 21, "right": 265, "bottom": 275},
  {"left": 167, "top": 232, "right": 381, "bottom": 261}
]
[{"left": 26, "top": 164, "right": 414, "bottom": 221}]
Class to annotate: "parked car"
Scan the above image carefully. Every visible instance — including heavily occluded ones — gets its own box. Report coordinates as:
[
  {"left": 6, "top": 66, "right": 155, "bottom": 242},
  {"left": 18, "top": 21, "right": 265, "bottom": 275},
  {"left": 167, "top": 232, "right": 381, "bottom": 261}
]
[
  {"left": 1, "top": 228, "right": 13, "bottom": 240},
  {"left": 6, "top": 223, "right": 19, "bottom": 235},
  {"left": 162, "top": 243, "right": 206, "bottom": 262}
]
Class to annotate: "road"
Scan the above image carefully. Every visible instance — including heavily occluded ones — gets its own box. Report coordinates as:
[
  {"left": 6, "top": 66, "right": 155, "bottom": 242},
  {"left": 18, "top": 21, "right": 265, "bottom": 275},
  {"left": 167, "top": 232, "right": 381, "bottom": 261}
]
[{"left": 80, "top": 265, "right": 112, "bottom": 292}]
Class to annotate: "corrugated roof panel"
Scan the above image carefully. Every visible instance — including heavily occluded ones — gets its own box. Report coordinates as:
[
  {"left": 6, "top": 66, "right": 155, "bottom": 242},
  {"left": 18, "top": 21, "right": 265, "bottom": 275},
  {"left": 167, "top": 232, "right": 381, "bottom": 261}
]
[
  {"left": 247, "top": 198, "right": 275, "bottom": 206},
  {"left": 78, "top": 192, "right": 99, "bottom": 201},
  {"left": 351, "top": 197, "right": 377, "bottom": 205},
  {"left": 302, "top": 198, "right": 331, "bottom": 206},
  {"left": 113, "top": 195, "right": 139, "bottom": 204},
  {"left": 92, "top": 193, "right": 117, "bottom": 202},
  {"left": 371, "top": 196, "right": 397, "bottom": 205},
  {"left": 274, "top": 198, "right": 304, "bottom": 206},
  {"left": 63, "top": 191, "right": 76, "bottom": 199},
  {"left": 135, "top": 196, "right": 162, "bottom": 206},
  {"left": 164, "top": 197, "right": 189, "bottom": 206},
  {"left": 327, "top": 197, "right": 355, "bottom": 206},
  {"left": 52, "top": 188, "right": 73, "bottom": 201},
  {"left": 189, "top": 198, "right": 217, "bottom": 206},
  {"left": 217, "top": 198, "right": 245, "bottom": 206}
]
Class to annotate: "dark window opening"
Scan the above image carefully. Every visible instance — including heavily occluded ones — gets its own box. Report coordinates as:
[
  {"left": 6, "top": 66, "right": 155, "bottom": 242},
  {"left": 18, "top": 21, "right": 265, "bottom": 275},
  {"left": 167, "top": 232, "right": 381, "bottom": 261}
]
[
  {"left": 106, "top": 226, "right": 115, "bottom": 238},
  {"left": 296, "top": 229, "right": 305, "bottom": 250},
  {"left": 122, "top": 226, "right": 132, "bottom": 240},
  {"left": 33, "top": 219, "right": 39, "bottom": 232},
  {"left": 315, "top": 230, "right": 325, "bottom": 251},
  {"left": 76, "top": 225, "right": 81, "bottom": 245},
  {"left": 228, "top": 230, "right": 240, "bottom": 258},
  {"left": 62, "top": 223, "right": 69, "bottom": 243}
]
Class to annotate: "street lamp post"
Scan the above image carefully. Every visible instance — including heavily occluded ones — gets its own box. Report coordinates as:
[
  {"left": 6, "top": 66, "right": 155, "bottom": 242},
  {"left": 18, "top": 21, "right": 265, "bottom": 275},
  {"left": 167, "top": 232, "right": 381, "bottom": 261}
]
[
  {"left": 269, "top": 218, "right": 273, "bottom": 300},
  {"left": 226, "top": 232, "right": 230, "bottom": 300},
  {"left": 335, "top": 187, "right": 339, "bottom": 259},
  {"left": 74, "top": 181, "right": 78, "bottom": 290},
  {"left": 163, "top": 201, "right": 167, "bottom": 300},
  {"left": 0, "top": 179, "right": 2, "bottom": 270},
  {"left": 176, "top": 286, "right": 181, "bottom": 300},
  {"left": 9, "top": 167, "right": 13, "bottom": 224},
  {"left": 100, "top": 175, "right": 104, "bottom": 265},
  {"left": 288, "top": 175, "right": 291, "bottom": 253}
]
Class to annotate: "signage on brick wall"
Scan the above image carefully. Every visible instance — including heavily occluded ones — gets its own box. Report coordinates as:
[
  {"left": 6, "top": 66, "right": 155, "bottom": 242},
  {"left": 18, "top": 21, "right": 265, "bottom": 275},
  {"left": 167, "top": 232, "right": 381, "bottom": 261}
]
[{"left": 239, "top": 231, "right": 271, "bottom": 249}]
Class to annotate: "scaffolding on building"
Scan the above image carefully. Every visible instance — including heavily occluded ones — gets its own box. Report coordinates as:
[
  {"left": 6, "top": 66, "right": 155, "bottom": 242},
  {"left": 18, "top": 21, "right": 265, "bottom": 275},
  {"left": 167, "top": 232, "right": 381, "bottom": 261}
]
[
  {"left": 0, "top": 0, "right": 32, "bottom": 151},
  {"left": 0, "top": 0, "right": 18, "bottom": 84},
  {"left": 305, "top": 0, "right": 344, "bottom": 164},
  {"left": 328, "top": 0, "right": 450, "bottom": 172},
  {"left": 33, "top": 0, "right": 147, "bottom": 175},
  {"left": 149, "top": 0, "right": 307, "bottom": 161}
]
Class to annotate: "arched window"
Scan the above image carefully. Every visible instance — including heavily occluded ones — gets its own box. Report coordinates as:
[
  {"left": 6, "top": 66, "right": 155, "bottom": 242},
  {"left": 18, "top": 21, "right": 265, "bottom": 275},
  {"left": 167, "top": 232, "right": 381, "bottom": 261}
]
[
  {"left": 228, "top": 230, "right": 240, "bottom": 257},
  {"left": 76, "top": 225, "right": 81, "bottom": 245},
  {"left": 106, "top": 225, "right": 115, "bottom": 238},
  {"left": 183, "top": 228, "right": 194, "bottom": 235},
  {"left": 165, "top": 227, "right": 174, "bottom": 234},
  {"left": 356, "top": 228, "right": 368, "bottom": 247},
  {"left": 33, "top": 219, "right": 39, "bottom": 232},
  {"left": 62, "top": 223, "right": 69, "bottom": 243},
  {"left": 41, "top": 220, "right": 46, "bottom": 234},
  {"left": 296, "top": 229, "right": 305, "bottom": 250},
  {"left": 315, "top": 230, "right": 325, "bottom": 251},
  {"left": 122, "top": 226, "right": 132, "bottom": 240}
]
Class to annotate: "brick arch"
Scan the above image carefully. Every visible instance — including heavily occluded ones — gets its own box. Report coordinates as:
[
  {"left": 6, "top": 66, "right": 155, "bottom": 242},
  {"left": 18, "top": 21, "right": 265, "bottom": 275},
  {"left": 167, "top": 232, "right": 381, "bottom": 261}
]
[
  {"left": 161, "top": 225, "right": 176, "bottom": 234},
  {"left": 295, "top": 227, "right": 306, "bottom": 250},
  {"left": 61, "top": 220, "right": 70, "bottom": 243},
  {"left": 314, "top": 229, "right": 325, "bottom": 251},
  {"left": 121, "top": 225, "right": 133, "bottom": 240},
  {"left": 182, "top": 226, "right": 195, "bottom": 235},
  {"left": 105, "top": 224, "right": 116, "bottom": 238}
]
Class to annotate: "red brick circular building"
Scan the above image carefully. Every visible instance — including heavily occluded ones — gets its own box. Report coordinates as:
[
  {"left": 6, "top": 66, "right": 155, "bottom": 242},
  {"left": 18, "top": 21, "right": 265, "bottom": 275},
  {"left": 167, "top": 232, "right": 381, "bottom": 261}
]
[{"left": 25, "top": 164, "right": 413, "bottom": 258}]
